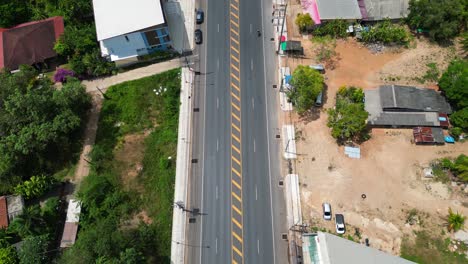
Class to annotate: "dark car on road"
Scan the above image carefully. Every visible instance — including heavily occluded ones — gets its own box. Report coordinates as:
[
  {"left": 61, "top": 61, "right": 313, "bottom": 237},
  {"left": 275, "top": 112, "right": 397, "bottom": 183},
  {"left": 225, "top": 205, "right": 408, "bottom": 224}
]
[
  {"left": 195, "top": 29, "right": 203, "bottom": 45},
  {"left": 196, "top": 10, "right": 204, "bottom": 24}
]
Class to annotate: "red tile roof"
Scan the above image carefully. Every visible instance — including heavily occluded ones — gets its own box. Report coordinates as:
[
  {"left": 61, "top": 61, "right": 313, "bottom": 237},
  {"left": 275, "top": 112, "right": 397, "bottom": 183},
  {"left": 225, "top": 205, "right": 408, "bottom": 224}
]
[
  {"left": 0, "top": 16, "right": 64, "bottom": 70},
  {"left": 0, "top": 196, "right": 8, "bottom": 228}
]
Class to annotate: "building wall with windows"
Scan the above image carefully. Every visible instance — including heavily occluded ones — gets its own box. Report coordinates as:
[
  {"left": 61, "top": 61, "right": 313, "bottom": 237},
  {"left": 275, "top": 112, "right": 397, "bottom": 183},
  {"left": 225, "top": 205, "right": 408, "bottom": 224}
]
[{"left": 100, "top": 26, "right": 171, "bottom": 64}]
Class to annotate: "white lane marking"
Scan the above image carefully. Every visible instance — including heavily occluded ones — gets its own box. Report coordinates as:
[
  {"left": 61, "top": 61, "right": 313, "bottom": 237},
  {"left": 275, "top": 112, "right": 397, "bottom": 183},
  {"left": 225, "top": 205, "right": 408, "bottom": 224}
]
[
  {"left": 216, "top": 138, "right": 219, "bottom": 152},
  {"left": 217, "top": 97, "right": 219, "bottom": 109},
  {"left": 253, "top": 139, "right": 256, "bottom": 152},
  {"left": 255, "top": 185, "right": 258, "bottom": 200},
  {"left": 217, "top": 24, "right": 220, "bottom": 32},
  {"left": 217, "top": 58, "right": 219, "bottom": 68},
  {"left": 216, "top": 238, "right": 218, "bottom": 254},
  {"left": 250, "top": 24, "right": 252, "bottom": 33},
  {"left": 216, "top": 185, "right": 219, "bottom": 200},
  {"left": 257, "top": 239, "right": 260, "bottom": 254},
  {"left": 252, "top": 97, "right": 255, "bottom": 109},
  {"left": 251, "top": 59, "right": 254, "bottom": 71}
]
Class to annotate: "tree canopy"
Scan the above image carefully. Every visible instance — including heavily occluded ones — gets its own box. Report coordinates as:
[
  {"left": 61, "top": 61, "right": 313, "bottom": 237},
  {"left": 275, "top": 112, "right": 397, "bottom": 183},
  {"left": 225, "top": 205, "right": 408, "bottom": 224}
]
[
  {"left": 407, "top": 0, "right": 468, "bottom": 42},
  {"left": 0, "top": 66, "right": 91, "bottom": 194},
  {"left": 295, "top": 13, "right": 313, "bottom": 33},
  {"left": 439, "top": 60, "right": 468, "bottom": 110},
  {"left": 288, "top": 65, "right": 324, "bottom": 114},
  {"left": 327, "top": 86, "right": 369, "bottom": 144}
]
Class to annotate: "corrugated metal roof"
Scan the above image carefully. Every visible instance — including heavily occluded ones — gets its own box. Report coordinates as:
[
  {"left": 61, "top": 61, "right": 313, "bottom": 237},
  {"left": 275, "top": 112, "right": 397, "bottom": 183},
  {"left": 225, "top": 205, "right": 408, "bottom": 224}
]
[
  {"left": 93, "top": 0, "right": 165, "bottom": 41},
  {"left": 363, "top": 0, "right": 409, "bottom": 20},
  {"left": 0, "top": 197, "right": 8, "bottom": 228},
  {"left": 60, "top": 222, "right": 78, "bottom": 248},
  {"left": 380, "top": 85, "right": 452, "bottom": 114},
  {"left": 316, "top": 0, "right": 362, "bottom": 19}
]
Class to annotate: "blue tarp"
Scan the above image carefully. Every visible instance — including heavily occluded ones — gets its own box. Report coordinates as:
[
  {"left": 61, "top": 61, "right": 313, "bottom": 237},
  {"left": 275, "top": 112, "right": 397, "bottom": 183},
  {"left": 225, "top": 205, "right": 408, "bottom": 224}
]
[
  {"left": 285, "top": 75, "right": 292, "bottom": 84},
  {"left": 444, "top": 136, "right": 455, "bottom": 143}
]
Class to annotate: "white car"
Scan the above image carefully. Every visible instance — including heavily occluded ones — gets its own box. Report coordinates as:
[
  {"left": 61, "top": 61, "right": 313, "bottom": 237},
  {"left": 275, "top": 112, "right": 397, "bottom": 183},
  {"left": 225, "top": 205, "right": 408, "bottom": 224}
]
[
  {"left": 335, "top": 214, "right": 346, "bottom": 234},
  {"left": 322, "top": 203, "right": 332, "bottom": 220}
]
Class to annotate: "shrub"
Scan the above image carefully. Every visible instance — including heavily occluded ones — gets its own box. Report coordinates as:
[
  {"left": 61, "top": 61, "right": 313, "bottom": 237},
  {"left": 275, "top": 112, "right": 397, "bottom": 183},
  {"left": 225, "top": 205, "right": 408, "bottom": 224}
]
[
  {"left": 312, "top": 20, "right": 348, "bottom": 38},
  {"left": 53, "top": 68, "right": 75, "bottom": 83},
  {"left": 360, "top": 21, "right": 410, "bottom": 45},
  {"left": 450, "top": 108, "right": 468, "bottom": 131},
  {"left": 14, "top": 175, "right": 55, "bottom": 199},
  {"left": 447, "top": 208, "right": 465, "bottom": 232},
  {"left": 450, "top": 127, "right": 463, "bottom": 139},
  {"left": 295, "top": 13, "right": 314, "bottom": 33}
]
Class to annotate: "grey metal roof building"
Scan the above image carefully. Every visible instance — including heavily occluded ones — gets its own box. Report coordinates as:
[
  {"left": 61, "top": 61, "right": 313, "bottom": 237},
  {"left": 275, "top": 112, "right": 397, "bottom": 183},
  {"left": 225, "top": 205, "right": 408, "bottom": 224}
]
[
  {"left": 316, "top": 0, "right": 363, "bottom": 20},
  {"left": 365, "top": 85, "right": 452, "bottom": 127},
  {"left": 362, "top": 0, "right": 409, "bottom": 20},
  {"left": 303, "top": 232, "right": 415, "bottom": 264}
]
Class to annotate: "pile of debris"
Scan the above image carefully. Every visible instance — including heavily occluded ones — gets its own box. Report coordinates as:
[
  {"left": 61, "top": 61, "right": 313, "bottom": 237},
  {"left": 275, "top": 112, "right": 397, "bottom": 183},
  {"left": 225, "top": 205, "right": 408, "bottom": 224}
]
[{"left": 366, "top": 42, "right": 385, "bottom": 54}]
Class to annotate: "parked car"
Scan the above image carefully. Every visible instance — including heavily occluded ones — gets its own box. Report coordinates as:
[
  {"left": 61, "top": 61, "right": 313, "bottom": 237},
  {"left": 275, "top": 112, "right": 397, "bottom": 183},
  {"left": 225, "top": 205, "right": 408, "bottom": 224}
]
[
  {"left": 309, "top": 64, "right": 325, "bottom": 73},
  {"left": 196, "top": 10, "right": 204, "bottom": 24},
  {"left": 315, "top": 90, "right": 323, "bottom": 107},
  {"left": 322, "top": 203, "right": 332, "bottom": 220},
  {"left": 195, "top": 29, "right": 203, "bottom": 44},
  {"left": 335, "top": 214, "right": 346, "bottom": 234}
]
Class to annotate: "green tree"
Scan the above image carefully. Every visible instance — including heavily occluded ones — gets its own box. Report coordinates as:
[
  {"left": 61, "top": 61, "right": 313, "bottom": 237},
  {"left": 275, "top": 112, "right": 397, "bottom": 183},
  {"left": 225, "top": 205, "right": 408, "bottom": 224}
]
[
  {"left": 450, "top": 108, "right": 468, "bottom": 131},
  {"left": 14, "top": 175, "right": 54, "bottom": 199},
  {"left": 407, "top": 0, "right": 468, "bottom": 42},
  {"left": 327, "top": 86, "right": 369, "bottom": 143},
  {"left": 287, "top": 65, "right": 324, "bottom": 114},
  {"left": 7, "top": 205, "right": 45, "bottom": 239},
  {"left": 439, "top": 60, "right": 468, "bottom": 110},
  {"left": 0, "top": 246, "right": 18, "bottom": 264},
  {"left": 118, "top": 248, "right": 145, "bottom": 264},
  {"left": 295, "top": 13, "right": 313, "bottom": 33},
  {"left": 0, "top": 68, "right": 91, "bottom": 193},
  {"left": 453, "top": 154, "right": 468, "bottom": 182},
  {"left": 18, "top": 235, "right": 50, "bottom": 264},
  {"left": 462, "top": 32, "right": 468, "bottom": 55},
  {"left": 0, "top": 0, "right": 30, "bottom": 28},
  {"left": 447, "top": 207, "right": 466, "bottom": 232}
]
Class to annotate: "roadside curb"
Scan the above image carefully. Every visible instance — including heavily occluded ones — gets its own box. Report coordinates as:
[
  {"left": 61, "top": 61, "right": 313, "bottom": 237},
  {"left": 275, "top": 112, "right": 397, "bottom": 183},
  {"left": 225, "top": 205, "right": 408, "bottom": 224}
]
[{"left": 170, "top": 68, "right": 193, "bottom": 264}]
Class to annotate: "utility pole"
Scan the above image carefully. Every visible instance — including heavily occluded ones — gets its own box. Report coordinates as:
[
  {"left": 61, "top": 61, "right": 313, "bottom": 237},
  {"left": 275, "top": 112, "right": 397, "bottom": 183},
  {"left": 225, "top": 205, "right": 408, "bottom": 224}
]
[{"left": 277, "top": 3, "right": 288, "bottom": 54}]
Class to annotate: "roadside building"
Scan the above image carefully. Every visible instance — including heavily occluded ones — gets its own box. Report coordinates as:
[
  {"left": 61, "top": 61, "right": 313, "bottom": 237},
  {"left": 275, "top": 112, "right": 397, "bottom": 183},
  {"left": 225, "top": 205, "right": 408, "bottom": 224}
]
[
  {"left": 60, "top": 199, "right": 81, "bottom": 248},
  {"left": 302, "top": 232, "right": 415, "bottom": 264},
  {"left": 316, "top": 0, "right": 363, "bottom": 21},
  {"left": 0, "top": 195, "right": 25, "bottom": 229},
  {"left": 365, "top": 85, "right": 452, "bottom": 128},
  {"left": 361, "top": 0, "right": 409, "bottom": 21},
  {"left": 0, "top": 17, "right": 64, "bottom": 70},
  {"left": 92, "top": 0, "right": 172, "bottom": 66}
]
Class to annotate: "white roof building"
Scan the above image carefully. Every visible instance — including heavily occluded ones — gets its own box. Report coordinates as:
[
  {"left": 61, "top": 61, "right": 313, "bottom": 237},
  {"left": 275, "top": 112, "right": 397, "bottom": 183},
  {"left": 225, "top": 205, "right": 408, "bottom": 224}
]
[{"left": 93, "top": 0, "right": 165, "bottom": 41}]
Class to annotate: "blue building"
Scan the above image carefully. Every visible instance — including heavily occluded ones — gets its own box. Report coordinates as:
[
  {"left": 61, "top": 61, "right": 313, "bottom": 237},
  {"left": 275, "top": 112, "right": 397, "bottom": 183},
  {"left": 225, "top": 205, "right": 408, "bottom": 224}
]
[{"left": 93, "top": 0, "right": 172, "bottom": 66}]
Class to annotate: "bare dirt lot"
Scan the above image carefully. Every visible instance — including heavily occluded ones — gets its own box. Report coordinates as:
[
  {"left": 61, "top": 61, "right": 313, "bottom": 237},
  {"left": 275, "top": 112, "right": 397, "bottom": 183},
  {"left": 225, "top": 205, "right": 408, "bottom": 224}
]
[{"left": 285, "top": 37, "right": 468, "bottom": 255}]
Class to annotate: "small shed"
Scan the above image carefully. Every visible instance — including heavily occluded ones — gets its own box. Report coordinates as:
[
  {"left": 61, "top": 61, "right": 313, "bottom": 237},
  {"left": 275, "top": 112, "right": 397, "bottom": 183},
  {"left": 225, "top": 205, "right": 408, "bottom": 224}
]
[
  {"left": 281, "top": 41, "right": 304, "bottom": 55},
  {"left": 60, "top": 199, "right": 81, "bottom": 248},
  {"left": 413, "top": 127, "right": 444, "bottom": 145}
]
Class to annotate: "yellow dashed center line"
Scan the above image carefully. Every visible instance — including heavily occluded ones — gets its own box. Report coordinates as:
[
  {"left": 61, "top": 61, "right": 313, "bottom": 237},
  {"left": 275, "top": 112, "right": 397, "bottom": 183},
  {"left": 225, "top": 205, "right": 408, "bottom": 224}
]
[
  {"left": 233, "top": 204, "right": 242, "bottom": 216},
  {"left": 232, "top": 123, "right": 241, "bottom": 132},
  {"left": 233, "top": 232, "right": 243, "bottom": 243},
  {"left": 232, "top": 217, "right": 242, "bottom": 229},
  {"left": 232, "top": 179, "right": 242, "bottom": 190},
  {"left": 231, "top": 102, "right": 241, "bottom": 112},
  {"left": 232, "top": 192, "right": 242, "bottom": 202},
  {"left": 232, "top": 133, "right": 241, "bottom": 143},
  {"left": 232, "top": 167, "right": 241, "bottom": 177},
  {"left": 232, "top": 156, "right": 241, "bottom": 165},
  {"left": 232, "top": 112, "right": 241, "bottom": 122},
  {"left": 231, "top": 54, "right": 240, "bottom": 63},
  {"left": 232, "top": 144, "right": 241, "bottom": 154},
  {"left": 230, "top": 3, "right": 238, "bottom": 10}
]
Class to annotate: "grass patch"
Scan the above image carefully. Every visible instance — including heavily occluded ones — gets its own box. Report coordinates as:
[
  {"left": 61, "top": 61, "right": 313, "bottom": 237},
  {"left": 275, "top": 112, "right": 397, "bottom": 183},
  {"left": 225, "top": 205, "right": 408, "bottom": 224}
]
[
  {"left": 400, "top": 231, "right": 467, "bottom": 264},
  {"left": 60, "top": 68, "right": 181, "bottom": 263}
]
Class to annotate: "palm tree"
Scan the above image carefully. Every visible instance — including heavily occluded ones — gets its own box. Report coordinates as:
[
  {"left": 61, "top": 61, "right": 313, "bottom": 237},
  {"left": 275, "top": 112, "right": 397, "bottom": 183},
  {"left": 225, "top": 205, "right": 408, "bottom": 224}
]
[
  {"left": 447, "top": 207, "right": 466, "bottom": 232},
  {"left": 8, "top": 205, "right": 44, "bottom": 238}
]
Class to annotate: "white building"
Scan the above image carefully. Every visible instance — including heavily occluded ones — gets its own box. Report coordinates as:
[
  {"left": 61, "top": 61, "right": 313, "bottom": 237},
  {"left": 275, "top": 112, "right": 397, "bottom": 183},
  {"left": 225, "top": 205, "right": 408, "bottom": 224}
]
[{"left": 93, "top": 0, "right": 172, "bottom": 66}]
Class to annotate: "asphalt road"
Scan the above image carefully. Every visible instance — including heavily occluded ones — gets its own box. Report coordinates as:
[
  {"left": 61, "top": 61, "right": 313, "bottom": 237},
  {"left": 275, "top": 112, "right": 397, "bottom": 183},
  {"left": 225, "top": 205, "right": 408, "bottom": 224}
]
[{"left": 186, "top": 0, "right": 288, "bottom": 263}]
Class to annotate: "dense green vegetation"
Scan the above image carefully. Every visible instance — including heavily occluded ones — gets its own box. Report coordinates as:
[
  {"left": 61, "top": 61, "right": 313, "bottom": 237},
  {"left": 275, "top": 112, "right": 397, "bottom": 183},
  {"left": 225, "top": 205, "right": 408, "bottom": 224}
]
[
  {"left": 0, "top": 0, "right": 116, "bottom": 77},
  {"left": 312, "top": 20, "right": 348, "bottom": 38},
  {"left": 287, "top": 65, "right": 324, "bottom": 114},
  {"left": 360, "top": 21, "right": 411, "bottom": 46},
  {"left": 439, "top": 154, "right": 468, "bottom": 182},
  {"left": 0, "top": 65, "right": 91, "bottom": 194},
  {"left": 447, "top": 208, "right": 466, "bottom": 232},
  {"left": 295, "top": 13, "right": 314, "bottom": 33},
  {"left": 327, "top": 86, "right": 369, "bottom": 144},
  {"left": 401, "top": 231, "right": 467, "bottom": 263},
  {"left": 438, "top": 60, "right": 468, "bottom": 132},
  {"left": 60, "top": 69, "right": 181, "bottom": 263},
  {"left": 407, "top": 0, "right": 467, "bottom": 42}
]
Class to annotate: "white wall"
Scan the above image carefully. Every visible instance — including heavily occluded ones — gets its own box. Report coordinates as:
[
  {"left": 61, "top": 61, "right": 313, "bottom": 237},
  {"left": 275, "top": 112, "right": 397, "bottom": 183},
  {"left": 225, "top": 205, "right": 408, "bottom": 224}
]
[{"left": 100, "top": 32, "right": 148, "bottom": 62}]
